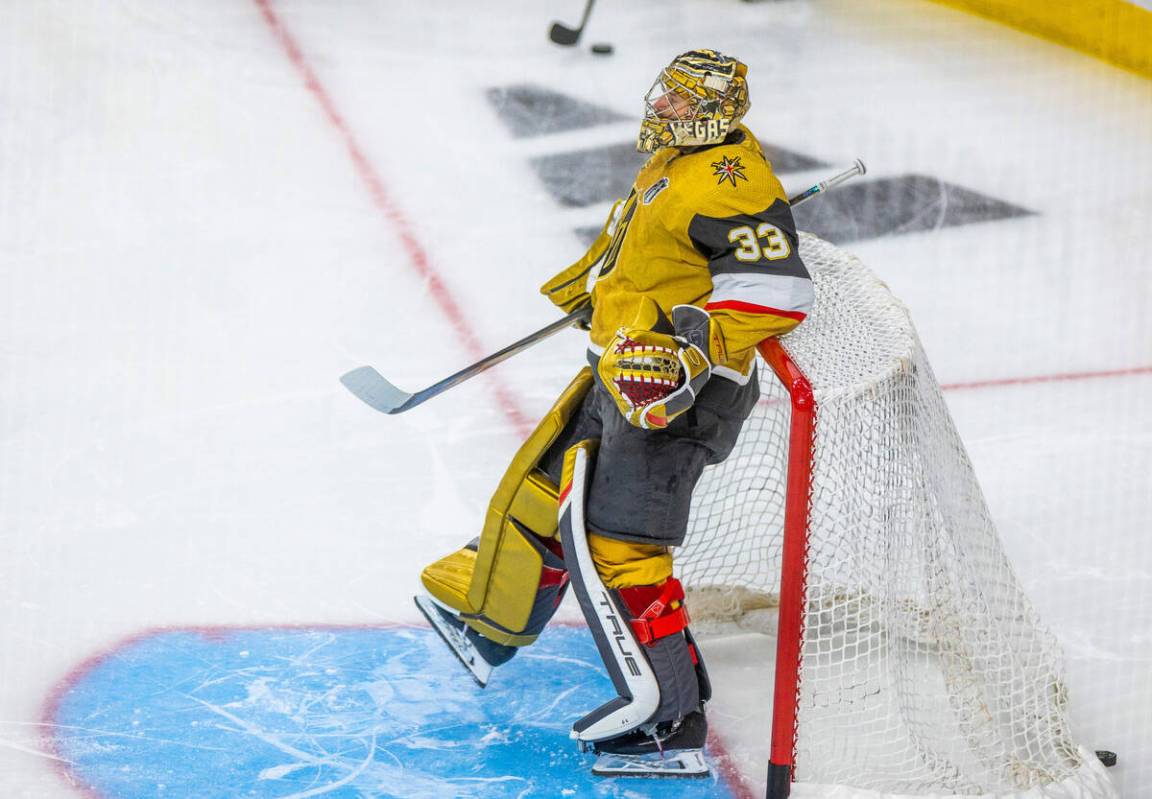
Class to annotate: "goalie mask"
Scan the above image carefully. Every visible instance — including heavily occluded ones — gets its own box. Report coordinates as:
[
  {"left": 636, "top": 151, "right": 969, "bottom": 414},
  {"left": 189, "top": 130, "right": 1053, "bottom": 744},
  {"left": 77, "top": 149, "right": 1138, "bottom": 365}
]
[{"left": 637, "top": 49, "right": 750, "bottom": 154}]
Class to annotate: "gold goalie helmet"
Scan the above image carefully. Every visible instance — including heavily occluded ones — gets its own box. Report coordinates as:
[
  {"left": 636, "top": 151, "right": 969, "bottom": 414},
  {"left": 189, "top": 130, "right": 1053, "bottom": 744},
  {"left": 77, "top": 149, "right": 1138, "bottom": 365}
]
[{"left": 637, "top": 49, "right": 750, "bottom": 153}]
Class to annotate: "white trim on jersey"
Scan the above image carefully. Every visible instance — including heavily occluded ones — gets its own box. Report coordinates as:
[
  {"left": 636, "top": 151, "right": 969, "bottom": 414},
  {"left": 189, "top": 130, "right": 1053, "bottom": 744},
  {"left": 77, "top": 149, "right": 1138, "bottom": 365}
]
[{"left": 707, "top": 272, "right": 815, "bottom": 317}]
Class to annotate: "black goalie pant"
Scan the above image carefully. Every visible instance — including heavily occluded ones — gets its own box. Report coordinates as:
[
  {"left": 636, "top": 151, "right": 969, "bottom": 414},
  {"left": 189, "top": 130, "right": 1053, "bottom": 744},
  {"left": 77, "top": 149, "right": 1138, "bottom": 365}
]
[{"left": 540, "top": 371, "right": 759, "bottom": 548}]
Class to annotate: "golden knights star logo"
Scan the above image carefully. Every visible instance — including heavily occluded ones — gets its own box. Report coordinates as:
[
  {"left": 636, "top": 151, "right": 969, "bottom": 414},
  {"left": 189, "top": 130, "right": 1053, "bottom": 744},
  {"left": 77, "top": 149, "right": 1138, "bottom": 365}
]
[{"left": 711, "top": 155, "right": 748, "bottom": 187}]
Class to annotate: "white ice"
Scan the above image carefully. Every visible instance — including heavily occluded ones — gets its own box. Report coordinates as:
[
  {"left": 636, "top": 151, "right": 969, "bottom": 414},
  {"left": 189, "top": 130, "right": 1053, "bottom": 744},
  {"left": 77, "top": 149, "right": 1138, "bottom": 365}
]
[{"left": 0, "top": 0, "right": 1149, "bottom": 797}]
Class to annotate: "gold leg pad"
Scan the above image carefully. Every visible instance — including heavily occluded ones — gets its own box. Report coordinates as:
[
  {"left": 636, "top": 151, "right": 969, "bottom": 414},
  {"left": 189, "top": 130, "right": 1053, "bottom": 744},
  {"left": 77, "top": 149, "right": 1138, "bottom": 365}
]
[
  {"left": 470, "top": 521, "right": 544, "bottom": 632},
  {"left": 420, "top": 548, "right": 481, "bottom": 615},
  {"left": 508, "top": 471, "right": 561, "bottom": 541},
  {"left": 468, "top": 368, "right": 592, "bottom": 615}
]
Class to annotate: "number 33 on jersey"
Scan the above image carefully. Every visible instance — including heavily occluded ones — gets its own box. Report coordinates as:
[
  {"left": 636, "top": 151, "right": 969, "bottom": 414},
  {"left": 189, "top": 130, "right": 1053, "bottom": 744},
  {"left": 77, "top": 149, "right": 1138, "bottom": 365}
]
[{"left": 728, "top": 222, "right": 792, "bottom": 263}]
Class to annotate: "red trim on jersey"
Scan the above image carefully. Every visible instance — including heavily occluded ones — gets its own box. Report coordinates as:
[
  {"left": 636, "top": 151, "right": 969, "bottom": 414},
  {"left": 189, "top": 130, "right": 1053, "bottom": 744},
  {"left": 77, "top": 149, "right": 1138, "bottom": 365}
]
[{"left": 705, "top": 300, "right": 808, "bottom": 321}]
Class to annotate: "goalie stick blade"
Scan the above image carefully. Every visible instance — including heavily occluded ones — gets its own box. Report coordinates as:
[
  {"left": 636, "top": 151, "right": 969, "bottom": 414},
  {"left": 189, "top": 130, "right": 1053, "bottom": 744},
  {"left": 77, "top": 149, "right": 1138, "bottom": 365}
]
[
  {"left": 591, "top": 749, "right": 709, "bottom": 778},
  {"left": 339, "top": 366, "right": 414, "bottom": 414}
]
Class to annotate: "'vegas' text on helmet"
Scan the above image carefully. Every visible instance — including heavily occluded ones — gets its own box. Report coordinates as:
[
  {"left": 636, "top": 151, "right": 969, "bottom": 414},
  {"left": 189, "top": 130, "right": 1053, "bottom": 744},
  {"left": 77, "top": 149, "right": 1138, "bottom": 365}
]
[{"left": 637, "top": 49, "right": 750, "bottom": 154}]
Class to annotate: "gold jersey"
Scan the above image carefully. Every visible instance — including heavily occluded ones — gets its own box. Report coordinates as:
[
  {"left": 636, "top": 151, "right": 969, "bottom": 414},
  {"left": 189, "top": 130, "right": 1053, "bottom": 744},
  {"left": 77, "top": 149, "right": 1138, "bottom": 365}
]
[{"left": 544, "top": 125, "right": 814, "bottom": 382}]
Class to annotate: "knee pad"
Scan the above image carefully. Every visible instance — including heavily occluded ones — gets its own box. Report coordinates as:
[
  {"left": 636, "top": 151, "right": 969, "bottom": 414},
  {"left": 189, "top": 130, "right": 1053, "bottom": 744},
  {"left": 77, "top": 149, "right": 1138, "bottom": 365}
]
[
  {"left": 558, "top": 440, "right": 710, "bottom": 745},
  {"left": 421, "top": 368, "right": 592, "bottom": 646},
  {"left": 586, "top": 533, "right": 673, "bottom": 589}
]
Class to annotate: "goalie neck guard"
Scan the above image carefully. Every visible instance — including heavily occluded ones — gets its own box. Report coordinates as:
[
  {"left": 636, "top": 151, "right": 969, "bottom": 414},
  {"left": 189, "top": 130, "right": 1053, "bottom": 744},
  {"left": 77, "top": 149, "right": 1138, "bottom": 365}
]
[{"left": 637, "top": 49, "right": 750, "bottom": 153}]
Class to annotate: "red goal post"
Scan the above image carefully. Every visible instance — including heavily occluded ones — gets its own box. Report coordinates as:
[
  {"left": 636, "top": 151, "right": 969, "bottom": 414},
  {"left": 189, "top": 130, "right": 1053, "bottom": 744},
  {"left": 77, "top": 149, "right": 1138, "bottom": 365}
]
[{"left": 758, "top": 336, "right": 815, "bottom": 798}]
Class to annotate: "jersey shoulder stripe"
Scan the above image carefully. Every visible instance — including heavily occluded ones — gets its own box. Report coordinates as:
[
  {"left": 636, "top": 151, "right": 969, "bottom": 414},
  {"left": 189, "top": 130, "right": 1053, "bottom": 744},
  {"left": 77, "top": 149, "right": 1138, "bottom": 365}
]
[{"left": 706, "top": 272, "right": 814, "bottom": 319}]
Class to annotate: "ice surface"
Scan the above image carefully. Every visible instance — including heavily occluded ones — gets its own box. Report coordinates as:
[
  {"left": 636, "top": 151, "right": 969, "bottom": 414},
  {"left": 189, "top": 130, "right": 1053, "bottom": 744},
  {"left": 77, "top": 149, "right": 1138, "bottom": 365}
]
[{"left": 1, "top": 0, "right": 1148, "bottom": 797}]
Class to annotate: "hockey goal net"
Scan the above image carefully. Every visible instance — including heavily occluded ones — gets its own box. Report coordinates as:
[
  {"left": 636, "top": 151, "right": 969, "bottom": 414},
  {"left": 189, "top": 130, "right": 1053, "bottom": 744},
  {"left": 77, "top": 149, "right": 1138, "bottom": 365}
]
[{"left": 677, "top": 234, "right": 1116, "bottom": 798}]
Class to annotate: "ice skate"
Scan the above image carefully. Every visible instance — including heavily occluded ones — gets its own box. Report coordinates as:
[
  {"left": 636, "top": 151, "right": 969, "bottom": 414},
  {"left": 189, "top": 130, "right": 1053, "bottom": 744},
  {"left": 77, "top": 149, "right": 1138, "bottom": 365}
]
[
  {"left": 589, "top": 709, "right": 710, "bottom": 777},
  {"left": 414, "top": 594, "right": 515, "bottom": 687},
  {"left": 591, "top": 747, "right": 709, "bottom": 778}
]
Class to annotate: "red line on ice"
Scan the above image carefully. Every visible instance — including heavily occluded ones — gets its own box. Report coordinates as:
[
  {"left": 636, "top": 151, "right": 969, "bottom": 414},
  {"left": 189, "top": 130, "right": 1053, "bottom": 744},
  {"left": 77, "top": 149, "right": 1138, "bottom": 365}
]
[
  {"left": 756, "top": 364, "right": 1152, "bottom": 411},
  {"left": 707, "top": 728, "right": 761, "bottom": 799},
  {"left": 942, "top": 364, "right": 1152, "bottom": 392},
  {"left": 252, "top": 0, "right": 532, "bottom": 437}
]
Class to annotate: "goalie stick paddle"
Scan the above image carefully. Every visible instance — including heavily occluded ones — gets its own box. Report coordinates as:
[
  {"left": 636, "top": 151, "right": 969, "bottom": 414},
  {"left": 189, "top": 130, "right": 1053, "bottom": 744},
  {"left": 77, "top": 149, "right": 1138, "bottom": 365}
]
[
  {"left": 340, "top": 160, "right": 867, "bottom": 415},
  {"left": 548, "top": 0, "right": 595, "bottom": 46}
]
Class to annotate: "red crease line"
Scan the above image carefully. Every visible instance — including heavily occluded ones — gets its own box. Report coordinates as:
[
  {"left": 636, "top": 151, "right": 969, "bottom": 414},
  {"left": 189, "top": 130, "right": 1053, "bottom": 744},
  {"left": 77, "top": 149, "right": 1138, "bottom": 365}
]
[
  {"left": 942, "top": 365, "right": 1152, "bottom": 392},
  {"left": 253, "top": 0, "right": 532, "bottom": 437},
  {"left": 707, "top": 727, "right": 761, "bottom": 799}
]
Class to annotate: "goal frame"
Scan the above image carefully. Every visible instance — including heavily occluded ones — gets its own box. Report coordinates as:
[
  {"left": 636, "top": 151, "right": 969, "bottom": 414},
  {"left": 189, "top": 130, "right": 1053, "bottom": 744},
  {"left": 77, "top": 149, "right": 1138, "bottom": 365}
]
[
  {"left": 701, "top": 237, "right": 1118, "bottom": 799},
  {"left": 759, "top": 337, "right": 816, "bottom": 799}
]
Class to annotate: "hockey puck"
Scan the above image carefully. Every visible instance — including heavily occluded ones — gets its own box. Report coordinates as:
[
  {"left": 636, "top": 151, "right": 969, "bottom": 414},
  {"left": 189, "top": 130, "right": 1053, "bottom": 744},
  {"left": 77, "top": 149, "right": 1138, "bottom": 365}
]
[{"left": 590, "top": 43, "right": 614, "bottom": 55}]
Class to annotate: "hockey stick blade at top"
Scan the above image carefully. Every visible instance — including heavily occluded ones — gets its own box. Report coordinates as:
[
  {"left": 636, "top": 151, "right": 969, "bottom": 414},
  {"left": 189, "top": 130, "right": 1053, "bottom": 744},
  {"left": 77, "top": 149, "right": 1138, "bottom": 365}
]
[{"left": 549, "top": 0, "right": 595, "bottom": 45}]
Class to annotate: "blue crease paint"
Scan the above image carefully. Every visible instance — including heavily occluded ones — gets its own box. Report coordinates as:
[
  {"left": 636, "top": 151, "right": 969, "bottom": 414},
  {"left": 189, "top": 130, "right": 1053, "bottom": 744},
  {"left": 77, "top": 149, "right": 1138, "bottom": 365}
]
[{"left": 50, "top": 626, "right": 739, "bottom": 799}]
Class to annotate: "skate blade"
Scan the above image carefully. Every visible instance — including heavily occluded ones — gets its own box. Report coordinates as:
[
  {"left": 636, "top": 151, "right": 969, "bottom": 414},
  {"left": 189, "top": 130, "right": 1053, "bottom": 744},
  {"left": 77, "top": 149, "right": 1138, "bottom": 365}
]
[
  {"left": 592, "top": 748, "right": 709, "bottom": 778},
  {"left": 413, "top": 595, "right": 492, "bottom": 688}
]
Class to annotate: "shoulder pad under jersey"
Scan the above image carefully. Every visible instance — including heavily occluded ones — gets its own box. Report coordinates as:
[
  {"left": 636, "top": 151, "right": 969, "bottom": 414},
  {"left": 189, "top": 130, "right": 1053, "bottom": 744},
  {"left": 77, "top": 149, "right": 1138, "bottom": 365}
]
[{"left": 672, "top": 129, "right": 786, "bottom": 218}]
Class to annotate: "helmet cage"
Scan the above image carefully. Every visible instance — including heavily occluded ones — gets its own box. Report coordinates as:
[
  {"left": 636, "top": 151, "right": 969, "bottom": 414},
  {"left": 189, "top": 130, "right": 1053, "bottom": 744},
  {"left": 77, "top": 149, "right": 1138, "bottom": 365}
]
[{"left": 636, "top": 51, "right": 749, "bottom": 153}]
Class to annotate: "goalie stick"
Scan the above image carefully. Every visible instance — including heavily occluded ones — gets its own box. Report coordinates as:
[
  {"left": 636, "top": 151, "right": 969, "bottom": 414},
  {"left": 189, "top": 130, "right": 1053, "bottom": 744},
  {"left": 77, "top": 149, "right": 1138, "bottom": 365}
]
[
  {"left": 341, "top": 307, "right": 591, "bottom": 415},
  {"left": 340, "top": 160, "right": 866, "bottom": 415},
  {"left": 788, "top": 158, "right": 866, "bottom": 206}
]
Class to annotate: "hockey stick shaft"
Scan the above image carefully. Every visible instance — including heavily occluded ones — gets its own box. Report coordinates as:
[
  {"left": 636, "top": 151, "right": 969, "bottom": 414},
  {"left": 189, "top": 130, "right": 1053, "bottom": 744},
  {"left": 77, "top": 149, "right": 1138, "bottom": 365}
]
[
  {"left": 787, "top": 158, "right": 866, "bottom": 206},
  {"left": 341, "top": 160, "right": 867, "bottom": 415}
]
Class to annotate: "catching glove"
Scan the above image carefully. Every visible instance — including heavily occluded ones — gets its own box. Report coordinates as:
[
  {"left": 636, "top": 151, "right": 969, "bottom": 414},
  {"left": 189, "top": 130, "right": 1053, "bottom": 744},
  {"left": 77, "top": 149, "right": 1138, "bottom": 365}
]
[{"left": 599, "top": 304, "right": 717, "bottom": 430}]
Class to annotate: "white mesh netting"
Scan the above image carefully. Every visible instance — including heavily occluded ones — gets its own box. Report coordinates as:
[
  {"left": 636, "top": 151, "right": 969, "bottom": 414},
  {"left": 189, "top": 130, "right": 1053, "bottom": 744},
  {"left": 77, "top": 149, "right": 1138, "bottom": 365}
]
[{"left": 677, "top": 234, "right": 1117, "bottom": 798}]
